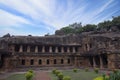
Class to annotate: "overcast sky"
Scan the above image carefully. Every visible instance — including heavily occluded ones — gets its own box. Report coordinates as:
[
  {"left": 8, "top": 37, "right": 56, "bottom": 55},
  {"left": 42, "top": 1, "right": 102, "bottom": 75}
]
[{"left": 0, "top": 0, "right": 120, "bottom": 36}]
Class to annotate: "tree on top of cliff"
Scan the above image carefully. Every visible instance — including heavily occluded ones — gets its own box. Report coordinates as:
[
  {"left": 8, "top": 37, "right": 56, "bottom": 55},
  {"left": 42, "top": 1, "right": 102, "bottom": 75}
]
[{"left": 55, "top": 16, "right": 120, "bottom": 35}]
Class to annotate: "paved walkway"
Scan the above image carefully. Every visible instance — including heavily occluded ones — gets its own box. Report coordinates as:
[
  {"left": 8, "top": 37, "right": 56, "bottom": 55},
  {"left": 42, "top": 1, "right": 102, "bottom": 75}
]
[{"left": 34, "top": 71, "right": 51, "bottom": 80}]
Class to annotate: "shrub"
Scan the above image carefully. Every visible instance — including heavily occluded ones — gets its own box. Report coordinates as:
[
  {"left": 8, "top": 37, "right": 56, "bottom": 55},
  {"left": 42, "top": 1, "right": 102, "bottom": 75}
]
[
  {"left": 85, "top": 68, "right": 89, "bottom": 72},
  {"left": 57, "top": 72, "right": 64, "bottom": 80},
  {"left": 55, "top": 70, "right": 61, "bottom": 76},
  {"left": 109, "top": 71, "right": 120, "bottom": 80},
  {"left": 28, "top": 70, "right": 33, "bottom": 73},
  {"left": 52, "top": 69, "right": 57, "bottom": 74},
  {"left": 73, "top": 68, "right": 78, "bottom": 73},
  {"left": 93, "top": 76, "right": 103, "bottom": 80},
  {"left": 94, "top": 68, "right": 99, "bottom": 74},
  {"left": 25, "top": 72, "right": 33, "bottom": 80},
  {"left": 105, "top": 76, "right": 109, "bottom": 80},
  {"left": 102, "top": 74, "right": 106, "bottom": 80},
  {"left": 94, "top": 76, "right": 109, "bottom": 80},
  {"left": 112, "top": 69, "right": 118, "bottom": 74},
  {"left": 63, "top": 76, "right": 71, "bottom": 80}
]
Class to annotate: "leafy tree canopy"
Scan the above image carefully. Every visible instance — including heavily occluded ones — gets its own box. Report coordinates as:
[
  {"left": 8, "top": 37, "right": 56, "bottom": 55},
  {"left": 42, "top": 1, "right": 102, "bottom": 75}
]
[{"left": 58, "top": 16, "right": 120, "bottom": 35}]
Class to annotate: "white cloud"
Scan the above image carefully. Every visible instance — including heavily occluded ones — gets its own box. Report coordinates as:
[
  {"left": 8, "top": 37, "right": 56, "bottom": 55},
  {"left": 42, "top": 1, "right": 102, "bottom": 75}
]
[
  {"left": 0, "top": 0, "right": 88, "bottom": 29},
  {"left": 0, "top": 9, "right": 31, "bottom": 27},
  {"left": 0, "top": 0, "right": 41, "bottom": 20},
  {"left": 97, "top": 0, "right": 114, "bottom": 14},
  {"left": 0, "top": 0, "right": 118, "bottom": 36},
  {"left": 80, "top": 0, "right": 115, "bottom": 24}
]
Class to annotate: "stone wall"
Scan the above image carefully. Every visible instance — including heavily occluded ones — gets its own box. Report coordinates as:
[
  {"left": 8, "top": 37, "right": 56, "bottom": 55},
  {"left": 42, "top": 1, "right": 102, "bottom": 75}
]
[
  {"left": 16, "top": 56, "right": 73, "bottom": 67},
  {"left": 0, "top": 32, "right": 120, "bottom": 70}
]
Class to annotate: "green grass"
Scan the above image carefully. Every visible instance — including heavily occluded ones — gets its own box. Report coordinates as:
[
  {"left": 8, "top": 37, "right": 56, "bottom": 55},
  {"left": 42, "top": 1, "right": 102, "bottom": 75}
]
[
  {"left": 4, "top": 70, "right": 35, "bottom": 80},
  {"left": 6, "top": 74, "right": 26, "bottom": 80},
  {"left": 49, "top": 69, "right": 101, "bottom": 80}
]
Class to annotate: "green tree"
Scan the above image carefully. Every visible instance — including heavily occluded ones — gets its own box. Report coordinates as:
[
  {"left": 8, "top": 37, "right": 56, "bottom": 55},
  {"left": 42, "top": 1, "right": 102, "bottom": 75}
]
[
  {"left": 112, "top": 16, "right": 120, "bottom": 29},
  {"left": 97, "top": 20, "right": 112, "bottom": 31},
  {"left": 82, "top": 24, "right": 97, "bottom": 32},
  {"left": 76, "top": 27, "right": 84, "bottom": 33},
  {"left": 61, "top": 27, "right": 75, "bottom": 34}
]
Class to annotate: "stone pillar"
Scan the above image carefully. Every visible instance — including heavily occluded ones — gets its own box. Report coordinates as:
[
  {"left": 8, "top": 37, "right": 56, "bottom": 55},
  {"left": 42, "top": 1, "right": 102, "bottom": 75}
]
[
  {"left": 50, "top": 57, "right": 53, "bottom": 65},
  {"left": 64, "top": 58, "right": 68, "bottom": 64},
  {"left": 27, "top": 46, "right": 30, "bottom": 52},
  {"left": 49, "top": 46, "right": 52, "bottom": 53},
  {"left": 55, "top": 47, "right": 58, "bottom": 53},
  {"left": 11, "top": 45, "right": 15, "bottom": 52},
  {"left": 4, "top": 58, "right": 10, "bottom": 69},
  {"left": 100, "top": 55, "right": 103, "bottom": 69},
  {"left": 35, "top": 46, "right": 38, "bottom": 53},
  {"left": 61, "top": 47, "right": 64, "bottom": 53},
  {"left": 74, "top": 56, "right": 77, "bottom": 67},
  {"left": 73, "top": 47, "right": 75, "bottom": 53},
  {"left": 107, "top": 54, "right": 116, "bottom": 69},
  {"left": 87, "top": 44, "right": 90, "bottom": 51},
  {"left": 93, "top": 57, "right": 96, "bottom": 68},
  {"left": 34, "top": 58, "right": 38, "bottom": 66},
  {"left": 26, "top": 58, "right": 30, "bottom": 66},
  {"left": 67, "top": 47, "right": 70, "bottom": 53},
  {"left": 19, "top": 45, "right": 23, "bottom": 52},
  {"left": 42, "top": 46, "right": 45, "bottom": 53}
]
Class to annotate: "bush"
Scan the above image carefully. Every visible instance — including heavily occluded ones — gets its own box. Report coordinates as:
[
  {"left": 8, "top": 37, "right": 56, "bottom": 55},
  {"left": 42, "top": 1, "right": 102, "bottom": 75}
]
[
  {"left": 52, "top": 69, "right": 57, "bottom": 74},
  {"left": 109, "top": 71, "right": 120, "bottom": 80},
  {"left": 73, "top": 68, "right": 78, "bottom": 73},
  {"left": 93, "top": 76, "right": 103, "bottom": 80},
  {"left": 28, "top": 70, "right": 33, "bottom": 73},
  {"left": 94, "top": 76, "right": 109, "bottom": 80},
  {"left": 63, "top": 76, "right": 71, "bottom": 80},
  {"left": 85, "top": 68, "right": 89, "bottom": 72},
  {"left": 55, "top": 70, "right": 61, "bottom": 76},
  {"left": 94, "top": 68, "right": 99, "bottom": 74},
  {"left": 112, "top": 69, "right": 118, "bottom": 74},
  {"left": 25, "top": 72, "right": 33, "bottom": 80},
  {"left": 105, "top": 76, "right": 109, "bottom": 80},
  {"left": 102, "top": 74, "right": 106, "bottom": 80},
  {"left": 57, "top": 72, "right": 64, "bottom": 80}
]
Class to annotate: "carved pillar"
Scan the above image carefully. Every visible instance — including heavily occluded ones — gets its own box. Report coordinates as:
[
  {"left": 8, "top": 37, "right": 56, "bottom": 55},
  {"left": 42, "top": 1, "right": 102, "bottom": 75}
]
[
  {"left": 73, "top": 47, "right": 75, "bottom": 53},
  {"left": 107, "top": 54, "right": 116, "bottom": 69},
  {"left": 35, "top": 46, "right": 38, "bottom": 53},
  {"left": 27, "top": 46, "right": 30, "bottom": 52},
  {"left": 11, "top": 45, "right": 15, "bottom": 52},
  {"left": 49, "top": 46, "right": 52, "bottom": 53},
  {"left": 87, "top": 44, "right": 90, "bottom": 51},
  {"left": 4, "top": 58, "right": 10, "bottom": 69},
  {"left": 55, "top": 47, "right": 58, "bottom": 53},
  {"left": 84, "top": 44, "right": 87, "bottom": 51},
  {"left": 19, "top": 45, "right": 23, "bottom": 52},
  {"left": 61, "top": 47, "right": 64, "bottom": 53},
  {"left": 93, "top": 57, "right": 96, "bottom": 68},
  {"left": 74, "top": 56, "right": 77, "bottom": 67},
  {"left": 42, "top": 46, "right": 45, "bottom": 53},
  {"left": 100, "top": 55, "right": 103, "bottom": 69},
  {"left": 67, "top": 47, "right": 70, "bottom": 53}
]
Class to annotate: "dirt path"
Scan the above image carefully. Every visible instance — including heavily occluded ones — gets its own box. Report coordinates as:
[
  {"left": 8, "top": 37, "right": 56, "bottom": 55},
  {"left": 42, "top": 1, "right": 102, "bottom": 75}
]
[{"left": 34, "top": 71, "right": 51, "bottom": 80}]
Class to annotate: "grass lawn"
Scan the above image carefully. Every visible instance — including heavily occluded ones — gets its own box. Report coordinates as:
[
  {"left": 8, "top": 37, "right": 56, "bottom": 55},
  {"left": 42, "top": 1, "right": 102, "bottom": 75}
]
[
  {"left": 1, "top": 70, "right": 35, "bottom": 80},
  {"left": 6, "top": 74, "right": 26, "bottom": 80},
  {"left": 4, "top": 72, "right": 35, "bottom": 80},
  {"left": 49, "top": 69, "right": 102, "bottom": 80}
]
